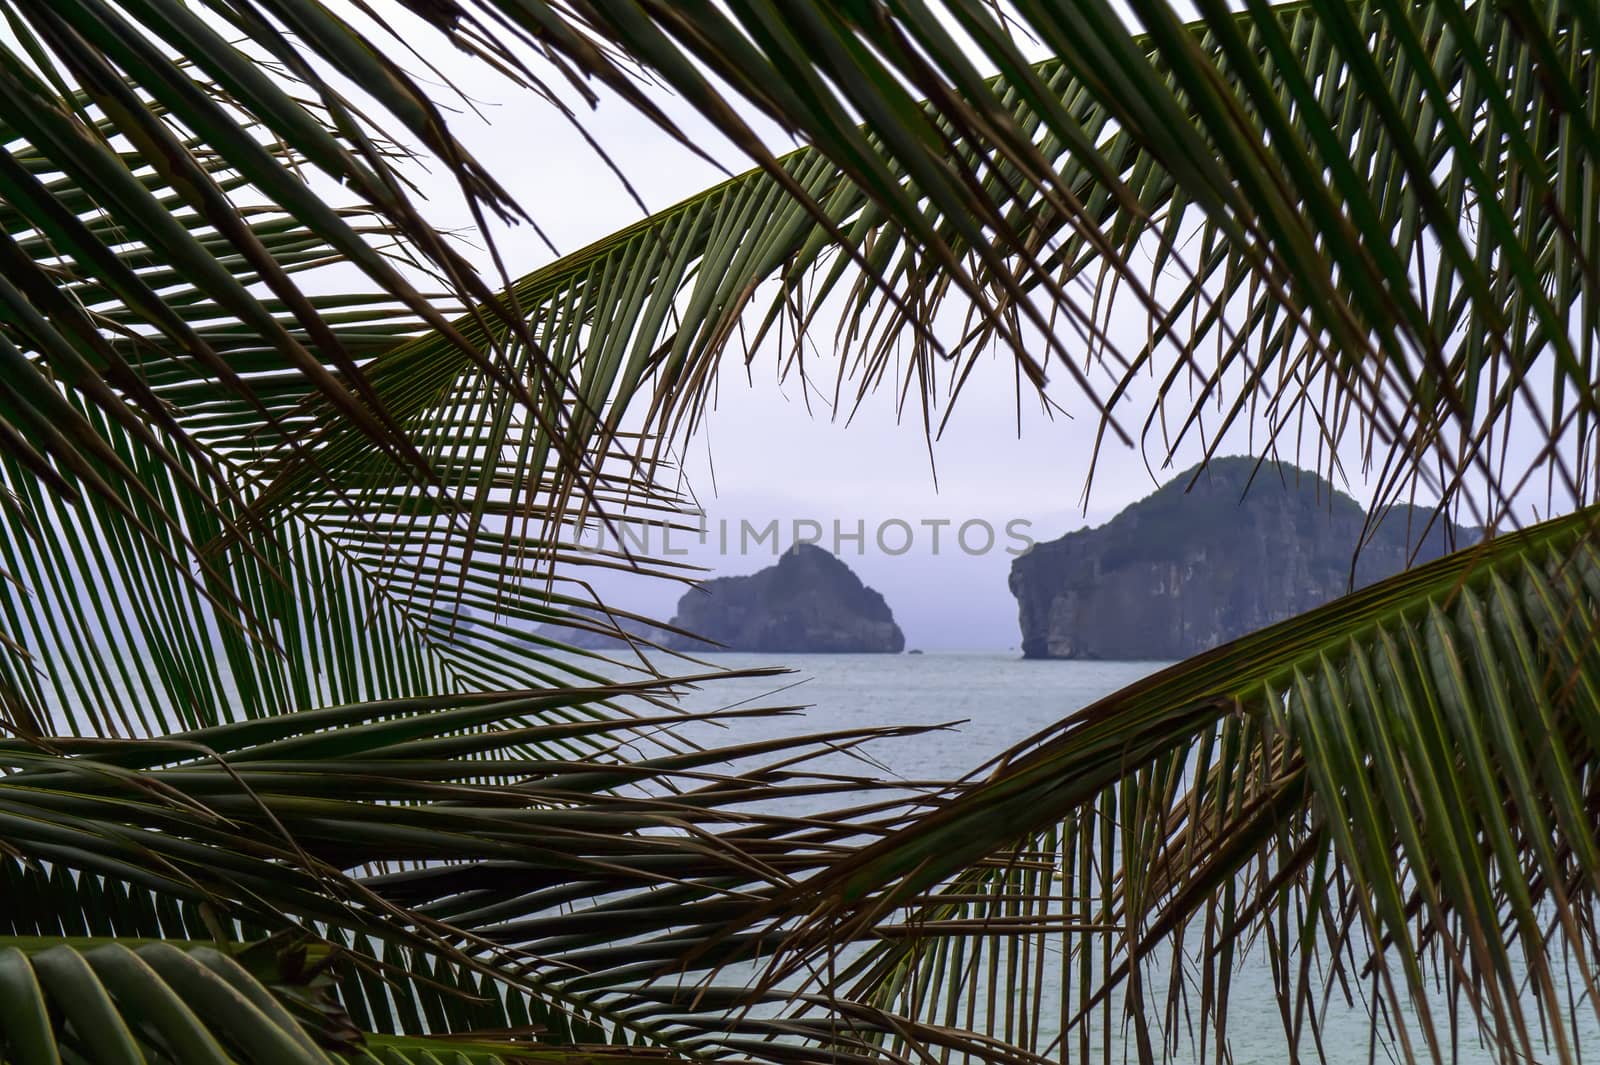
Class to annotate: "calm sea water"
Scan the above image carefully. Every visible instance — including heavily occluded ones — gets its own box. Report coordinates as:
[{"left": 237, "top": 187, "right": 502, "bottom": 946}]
[
  {"left": 663, "top": 650, "right": 1156, "bottom": 782},
  {"left": 657, "top": 652, "right": 1600, "bottom": 1065}
]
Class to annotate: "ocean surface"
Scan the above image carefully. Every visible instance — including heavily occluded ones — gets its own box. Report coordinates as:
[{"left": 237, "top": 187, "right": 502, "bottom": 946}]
[
  {"left": 664, "top": 650, "right": 1156, "bottom": 782},
  {"left": 655, "top": 651, "right": 1600, "bottom": 1065}
]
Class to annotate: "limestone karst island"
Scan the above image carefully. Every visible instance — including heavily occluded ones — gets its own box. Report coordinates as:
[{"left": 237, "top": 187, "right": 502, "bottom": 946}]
[
  {"left": 542, "top": 544, "right": 905, "bottom": 654},
  {"left": 1009, "top": 458, "right": 1476, "bottom": 659}
]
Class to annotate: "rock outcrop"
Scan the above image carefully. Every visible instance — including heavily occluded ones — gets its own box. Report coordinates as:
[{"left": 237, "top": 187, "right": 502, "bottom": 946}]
[
  {"left": 1010, "top": 458, "right": 1476, "bottom": 660},
  {"left": 671, "top": 545, "right": 905, "bottom": 653},
  {"left": 535, "top": 546, "right": 905, "bottom": 654}
]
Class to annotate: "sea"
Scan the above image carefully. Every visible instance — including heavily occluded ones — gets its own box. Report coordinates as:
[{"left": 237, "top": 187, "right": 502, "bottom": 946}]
[{"left": 654, "top": 651, "right": 1600, "bottom": 1065}]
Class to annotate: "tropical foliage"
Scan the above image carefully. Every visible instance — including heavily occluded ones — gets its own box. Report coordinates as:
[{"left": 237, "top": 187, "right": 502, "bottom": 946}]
[{"left": 0, "top": 2, "right": 1597, "bottom": 1065}]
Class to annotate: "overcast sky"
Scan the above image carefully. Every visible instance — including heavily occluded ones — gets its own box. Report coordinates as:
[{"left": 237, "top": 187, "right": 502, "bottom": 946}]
[{"left": 369, "top": 12, "right": 1521, "bottom": 650}]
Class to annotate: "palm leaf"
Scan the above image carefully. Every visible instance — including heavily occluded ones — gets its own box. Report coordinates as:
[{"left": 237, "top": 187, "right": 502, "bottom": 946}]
[
  {"left": 0, "top": 9, "right": 671, "bottom": 740},
  {"left": 0, "top": 670, "right": 958, "bottom": 1062},
  {"left": 731, "top": 510, "right": 1600, "bottom": 1063},
  {"left": 0, "top": 932, "right": 683, "bottom": 1064},
  {"left": 0, "top": 86, "right": 696, "bottom": 736},
  {"left": 261, "top": 0, "right": 1599, "bottom": 633},
  {"left": 5, "top": 2, "right": 1600, "bottom": 1064},
  {"left": 0, "top": 936, "right": 341, "bottom": 1064}
]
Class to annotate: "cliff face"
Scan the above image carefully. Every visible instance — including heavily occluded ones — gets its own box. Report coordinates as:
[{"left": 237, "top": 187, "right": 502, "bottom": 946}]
[
  {"left": 672, "top": 545, "right": 905, "bottom": 653},
  {"left": 1010, "top": 458, "right": 1475, "bottom": 660}
]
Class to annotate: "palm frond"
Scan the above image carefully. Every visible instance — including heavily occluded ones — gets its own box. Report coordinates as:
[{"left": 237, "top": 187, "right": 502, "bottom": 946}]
[
  {"left": 5, "top": 3, "right": 1600, "bottom": 1064},
  {"left": 260, "top": 0, "right": 1600, "bottom": 615},
  {"left": 0, "top": 0, "right": 532, "bottom": 476},
  {"left": 0, "top": 670, "right": 960, "bottom": 1061},
  {"left": 0, "top": 7, "right": 674, "bottom": 739},
  {"left": 0, "top": 86, "right": 692, "bottom": 736},
  {"left": 539, "top": 0, "right": 1596, "bottom": 522},
  {"left": 0, "top": 931, "right": 684, "bottom": 1064},
  {"left": 730, "top": 510, "right": 1600, "bottom": 1063},
  {"left": 0, "top": 934, "right": 341, "bottom": 1064}
]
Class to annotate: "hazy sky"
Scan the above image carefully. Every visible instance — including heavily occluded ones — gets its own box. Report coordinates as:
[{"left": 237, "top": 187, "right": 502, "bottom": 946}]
[{"left": 370, "top": 12, "right": 1494, "bottom": 650}]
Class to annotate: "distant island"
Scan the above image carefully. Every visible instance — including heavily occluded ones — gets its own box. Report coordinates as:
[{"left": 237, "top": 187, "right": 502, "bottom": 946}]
[
  {"left": 674, "top": 544, "right": 905, "bottom": 653},
  {"left": 1010, "top": 457, "right": 1477, "bottom": 660},
  {"left": 539, "top": 545, "right": 905, "bottom": 654}
]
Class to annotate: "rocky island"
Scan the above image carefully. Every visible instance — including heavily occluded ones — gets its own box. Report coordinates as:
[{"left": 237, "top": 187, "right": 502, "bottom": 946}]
[
  {"left": 1010, "top": 458, "right": 1476, "bottom": 659},
  {"left": 538, "top": 545, "right": 905, "bottom": 654},
  {"left": 672, "top": 544, "right": 905, "bottom": 653}
]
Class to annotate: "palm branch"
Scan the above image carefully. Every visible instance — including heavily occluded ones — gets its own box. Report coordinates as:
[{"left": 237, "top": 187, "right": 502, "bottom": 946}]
[
  {"left": 1, "top": 1, "right": 1598, "bottom": 1064},
  {"left": 366, "top": 0, "right": 1599, "bottom": 522},
  {"left": 714, "top": 508, "right": 1586, "bottom": 1064},
  {"left": 0, "top": 670, "right": 960, "bottom": 1063}
]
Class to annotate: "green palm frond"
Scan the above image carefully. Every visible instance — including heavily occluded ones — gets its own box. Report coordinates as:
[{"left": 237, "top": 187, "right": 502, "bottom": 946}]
[
  {"left": 351, "top": 1037, "right": 674, "bottom": 1065},
  {"left": 5, "top": 3, "right": 1600, "bottom": 1064},
  {"left": 0, "top": 0, "right": 520, "bottom": 476},
  {"left": 0, "top": 5, "right": 673, "bottom": 739},
  {"left": 0, "top": 932, "right": 684, "bottom": 1064},
  {"left": 736, "top": 510, "right": 1600, "bottom": 1062},
  {"left": 0, "top": 672, "right": 952, "bottom": 1062},
  {"left": 264, "top": 0, "right": 1600, "bottom": 582},
  {"left": 0, "top": 85, "right": 685, "bottom": 736},
  {"left": 0, "top": 936, "right": 341, "bottom": 1064},
  {"left": 0, "top": 861, "right": 626, "bottom": 1058}
]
